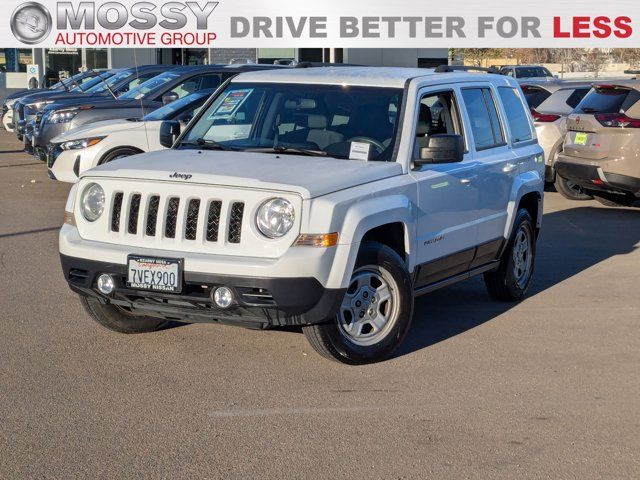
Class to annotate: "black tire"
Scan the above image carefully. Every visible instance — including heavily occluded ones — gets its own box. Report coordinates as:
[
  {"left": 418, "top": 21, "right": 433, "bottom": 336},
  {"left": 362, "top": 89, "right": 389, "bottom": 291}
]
[
  {"left": 303, "top": 242, "right": 413, "bottom": 365},
  {"left": 554, "top": 175, "right": 592, "bottom": 201},
  {"left": 593, "top": 195, "right": 636, "bottom": 208},
  {"left": 80, "top": 295, "right": 168, "bottom": 334},
  {"left": 484, "top": 209, "right": 536, "bottom": 302},
  {"left": 99, "top": 147, "right": 142, "bottom": 165}
]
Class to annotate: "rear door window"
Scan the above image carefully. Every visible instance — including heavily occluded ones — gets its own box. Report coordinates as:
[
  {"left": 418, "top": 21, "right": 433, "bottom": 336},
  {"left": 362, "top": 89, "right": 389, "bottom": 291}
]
[
  {"left": 575, "top": 86, "right": 640, "bottom": 114},
  {"left": 498, "top": 87, "right": 533, "bottom": 143},
  {"left": 461, "top": 88, "right": 505, "bottom": 150}
]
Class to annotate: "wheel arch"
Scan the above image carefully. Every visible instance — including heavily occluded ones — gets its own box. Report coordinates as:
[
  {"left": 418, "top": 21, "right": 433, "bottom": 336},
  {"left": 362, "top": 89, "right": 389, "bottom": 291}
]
[
  {"left": 504, "top": 171, "right": 544, "bottom": 240},
  {"left": 326, "top": 194, "right": 415, "bottom": 289},
  {"left": 98, "top": 146, "right": 145, "bottom": 165}
]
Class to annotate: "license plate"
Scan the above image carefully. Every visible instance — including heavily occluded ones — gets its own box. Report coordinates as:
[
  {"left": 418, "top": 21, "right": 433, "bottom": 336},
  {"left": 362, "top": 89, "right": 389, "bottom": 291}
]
[
  {"left": 127, "top": 256, "right": 183, "bottom": 293},
  {"left": 574, "top": 132, "right": 588, "bottom": 146}
]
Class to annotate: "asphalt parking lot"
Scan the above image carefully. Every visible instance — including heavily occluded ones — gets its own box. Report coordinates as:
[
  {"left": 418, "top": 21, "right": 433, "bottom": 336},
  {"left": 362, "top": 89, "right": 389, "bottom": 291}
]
[{"left": 0, "top": 129, "right": 639, "bottom": 479}]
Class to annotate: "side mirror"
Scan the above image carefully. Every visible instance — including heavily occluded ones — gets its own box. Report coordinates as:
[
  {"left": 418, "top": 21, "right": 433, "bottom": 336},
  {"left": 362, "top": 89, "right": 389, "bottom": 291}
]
[
  {"left": 162, "top": 92, "right": 179, "bottom": 106},
  {"left": 415, "top": 134, "right": 464, "bottom": 166},
  {"left": 160, "top": 120, "right": 181, "bottom": 148}
]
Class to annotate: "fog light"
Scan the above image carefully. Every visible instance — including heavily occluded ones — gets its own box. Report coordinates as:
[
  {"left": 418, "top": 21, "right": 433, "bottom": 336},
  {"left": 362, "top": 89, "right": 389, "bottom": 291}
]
[
  {"left": 213, "top": 286, "right": 234, "bottom": 308},
  {"left": 97, "top": 274, "right": 115, "bottom": 295}
]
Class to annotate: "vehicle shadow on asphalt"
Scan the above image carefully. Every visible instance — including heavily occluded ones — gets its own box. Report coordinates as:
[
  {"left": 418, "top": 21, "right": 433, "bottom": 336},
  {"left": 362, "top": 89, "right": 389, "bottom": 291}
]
[{"left": 393, "top": 205, "right": 640, "bottom": 359}]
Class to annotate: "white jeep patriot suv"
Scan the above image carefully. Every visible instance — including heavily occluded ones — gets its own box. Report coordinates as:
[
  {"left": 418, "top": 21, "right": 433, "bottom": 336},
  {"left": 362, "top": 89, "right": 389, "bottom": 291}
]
[{"left": 60, "top": 66, "right": 544, "bottom": 364}]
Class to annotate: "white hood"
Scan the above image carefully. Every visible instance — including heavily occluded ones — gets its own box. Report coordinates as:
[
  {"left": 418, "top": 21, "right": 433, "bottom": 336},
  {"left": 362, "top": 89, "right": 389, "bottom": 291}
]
[
  {"left": 83, "top": 149, "right": 403, "bottom": 199},
  {"left": 52, "top": 119, "right": 160, "bottom": 143}
]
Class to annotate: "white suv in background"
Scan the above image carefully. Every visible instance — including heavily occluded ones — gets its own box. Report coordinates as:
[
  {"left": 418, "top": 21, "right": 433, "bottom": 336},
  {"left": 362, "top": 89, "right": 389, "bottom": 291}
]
[
  {"left": 59, "top": 67, "right": 544, "bottom": 364},
  {"left": 47, "top": 90, "right": 214, "bottom": 183}
]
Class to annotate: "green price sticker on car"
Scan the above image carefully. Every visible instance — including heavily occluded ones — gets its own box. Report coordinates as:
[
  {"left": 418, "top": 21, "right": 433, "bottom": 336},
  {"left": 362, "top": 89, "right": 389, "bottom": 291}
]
[{"left": 574, "top": 132, "right": 589, "bottom": 146}]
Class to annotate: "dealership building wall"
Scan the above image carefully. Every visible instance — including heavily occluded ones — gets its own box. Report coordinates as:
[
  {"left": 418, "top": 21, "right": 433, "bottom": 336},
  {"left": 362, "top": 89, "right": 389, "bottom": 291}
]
[{"left": 1, "top": 47, "right": 449, "bottom": 100}]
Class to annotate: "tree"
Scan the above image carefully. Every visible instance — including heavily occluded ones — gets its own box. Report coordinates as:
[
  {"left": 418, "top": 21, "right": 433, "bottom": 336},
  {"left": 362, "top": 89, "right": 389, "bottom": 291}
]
[{"left": 463, "top": 48, "right": 501, "bottom": 67}]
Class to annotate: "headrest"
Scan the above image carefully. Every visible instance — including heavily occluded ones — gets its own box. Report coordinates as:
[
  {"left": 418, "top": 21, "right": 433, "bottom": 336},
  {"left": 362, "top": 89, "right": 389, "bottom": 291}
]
[
  {"left": 294, "top": 113, "right": 328, "bottom": 129},
  {"left": 416, "top": 104, "right": 432, "bottom": 136}
]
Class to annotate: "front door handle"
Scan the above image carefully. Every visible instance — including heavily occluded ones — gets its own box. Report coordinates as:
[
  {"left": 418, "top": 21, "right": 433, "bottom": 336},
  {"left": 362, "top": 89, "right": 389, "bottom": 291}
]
[
  {"left": 502, "top": 163, "right": 517, "bottom": 174},
  {"left": 460, "top": 176, "right": 477, "bottom": 185}
]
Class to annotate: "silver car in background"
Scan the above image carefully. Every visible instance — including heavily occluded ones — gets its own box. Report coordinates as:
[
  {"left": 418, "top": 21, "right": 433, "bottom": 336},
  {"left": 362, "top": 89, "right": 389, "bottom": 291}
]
[{"left": 522, "top": 81, "right": 592, "bottom": 199}]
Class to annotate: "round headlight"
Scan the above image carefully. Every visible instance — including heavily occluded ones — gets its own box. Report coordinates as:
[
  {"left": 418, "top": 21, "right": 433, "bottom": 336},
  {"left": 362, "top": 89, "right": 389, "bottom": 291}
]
[
  {"left": 256, "top": 198, "right": 295, "bottom": 238},
  {"left": 81, "top": 183, "right": 105, "bottom": 222}
]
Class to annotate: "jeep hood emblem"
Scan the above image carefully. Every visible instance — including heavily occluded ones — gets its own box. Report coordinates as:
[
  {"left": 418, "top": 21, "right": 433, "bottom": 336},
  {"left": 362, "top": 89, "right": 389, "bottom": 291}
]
[{"left": 170, "top": 172, "right": 193, "bottom": 181}]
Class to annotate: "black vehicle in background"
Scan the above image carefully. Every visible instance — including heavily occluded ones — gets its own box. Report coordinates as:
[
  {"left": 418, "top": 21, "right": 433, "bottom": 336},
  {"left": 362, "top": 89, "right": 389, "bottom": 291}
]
[
  {"left": 14, "top": 66, "right": 168, "bottom": 140},
  {"left": 31, "top": 64, "right": 289, "bottom": 160}
]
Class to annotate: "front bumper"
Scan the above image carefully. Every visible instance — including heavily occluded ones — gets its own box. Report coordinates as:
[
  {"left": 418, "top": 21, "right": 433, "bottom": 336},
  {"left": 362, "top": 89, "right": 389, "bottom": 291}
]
[
  {"left": 555, "top": 158, "right": 640, "bottom": 197},
  {"left": 61, "top": 254, "right": 346, "bottom": 328}
]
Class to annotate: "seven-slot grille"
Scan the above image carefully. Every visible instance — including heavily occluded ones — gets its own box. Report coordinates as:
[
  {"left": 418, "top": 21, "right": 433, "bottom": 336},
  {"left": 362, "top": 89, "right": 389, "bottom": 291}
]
[{"left": 110, "top": 192, "right": 245, "bottom": 244}]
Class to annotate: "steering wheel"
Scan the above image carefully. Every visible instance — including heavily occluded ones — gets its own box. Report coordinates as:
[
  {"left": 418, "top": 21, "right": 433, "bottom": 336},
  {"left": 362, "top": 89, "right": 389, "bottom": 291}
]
[{"left": 347, "top": 136, "right": 386, "bottom": 154}]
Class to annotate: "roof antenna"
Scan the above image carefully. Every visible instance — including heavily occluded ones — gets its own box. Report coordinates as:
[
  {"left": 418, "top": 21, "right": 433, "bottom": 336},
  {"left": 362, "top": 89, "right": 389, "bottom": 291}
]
[{"left": 133, "top": 48, "right": 151, "bottom": 152}]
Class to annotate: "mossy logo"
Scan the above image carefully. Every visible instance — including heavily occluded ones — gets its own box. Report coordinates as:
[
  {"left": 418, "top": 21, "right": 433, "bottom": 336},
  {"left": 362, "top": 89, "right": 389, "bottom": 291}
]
[{"left": 10, "top": 2, "right": 52, "bottom": 44}]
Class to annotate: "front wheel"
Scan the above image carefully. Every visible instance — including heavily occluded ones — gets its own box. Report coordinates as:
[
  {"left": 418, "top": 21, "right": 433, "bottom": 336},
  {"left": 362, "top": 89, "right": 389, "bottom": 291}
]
[
  {"left": 303, "top": 243, "right": 413, "bottom": 365},
  {"left": 484, "top": 208, "right": 536, "bottom": 301}
]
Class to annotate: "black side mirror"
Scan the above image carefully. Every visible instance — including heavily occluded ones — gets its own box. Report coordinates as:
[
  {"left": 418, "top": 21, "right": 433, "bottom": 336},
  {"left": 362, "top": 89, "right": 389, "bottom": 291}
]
[
  {"left": 415, "top": 134, "right": 464, "bottom": 166},
  {"left": 160, "top": 120, "right": 181, "bottom": 148},
  {"left": 162, "top": 92, "right": 179, "bottom": 105}
]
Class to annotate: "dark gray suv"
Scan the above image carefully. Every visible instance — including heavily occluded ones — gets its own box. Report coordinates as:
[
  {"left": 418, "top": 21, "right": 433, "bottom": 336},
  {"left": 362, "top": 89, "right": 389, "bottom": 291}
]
[{"left": 31, "top": 64, "right": 286, "bottom": 160}]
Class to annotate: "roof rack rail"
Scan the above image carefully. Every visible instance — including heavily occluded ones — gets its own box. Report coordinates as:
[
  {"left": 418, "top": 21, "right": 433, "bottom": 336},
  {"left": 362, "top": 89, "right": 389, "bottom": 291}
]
[
  {"left": 434, "top": 65, "right": 500, "bottom": 74},
  {"left": 624, "top": 70, "right": 640, "bottom": 75}
]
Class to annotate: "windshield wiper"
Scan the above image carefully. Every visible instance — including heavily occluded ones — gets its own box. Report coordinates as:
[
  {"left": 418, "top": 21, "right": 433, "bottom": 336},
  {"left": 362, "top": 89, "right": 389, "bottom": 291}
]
[
  {"left": 245, "top": 145, "right": 328, "bottom": 157},
  {"left": 581, "top": 107, "right": 601, "bottom": 113},
  {"left": 179, "top": 138, "right": 237, "bottom": 151}
]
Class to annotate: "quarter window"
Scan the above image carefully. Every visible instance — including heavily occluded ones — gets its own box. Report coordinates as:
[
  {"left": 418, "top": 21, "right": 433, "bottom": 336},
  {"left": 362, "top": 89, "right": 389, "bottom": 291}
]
[
  {"left": 461, "top": 88, "right": 505, "bottom": 150},
  {"left": 498, "top": 87, "right": 534, "bottom": 143}
]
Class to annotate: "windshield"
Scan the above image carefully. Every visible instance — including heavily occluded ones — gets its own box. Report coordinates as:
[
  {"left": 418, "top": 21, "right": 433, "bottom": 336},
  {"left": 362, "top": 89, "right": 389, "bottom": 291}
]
[
  {"left": 515, "top": 67, "right": 553, "bottom": 78},
  {"left": 574, "top": 86, "right": 640, "bottom": 114},
  {"left": 180, "top": 83, "right": 404, "bottom": 161},
  {"left": 144, "top": 91, "right": 209, "bottom": 121},
  {"left": 120, "top": 71, "right": 180, "bottom": 100},
  {"left": 51, "top": 71, "right": 91, "bottom": 90},
  {"left": 69, "top": 72, "right": 114, "bottom": 92},
  {"left": 84, "top": 70, "right": 132, "bottom": 94}
]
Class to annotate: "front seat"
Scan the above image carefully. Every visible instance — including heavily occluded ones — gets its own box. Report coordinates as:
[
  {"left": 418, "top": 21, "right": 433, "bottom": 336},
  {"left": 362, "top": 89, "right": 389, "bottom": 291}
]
[
  {"left": 280, "top": 114, "right": 344, "bottom": 149},
  {"left": 305, "top": 115, "right": 344, "bottom": 149}
]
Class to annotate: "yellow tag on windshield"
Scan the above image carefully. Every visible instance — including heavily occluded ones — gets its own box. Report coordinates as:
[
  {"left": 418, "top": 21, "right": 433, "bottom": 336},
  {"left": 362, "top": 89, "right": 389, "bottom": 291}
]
[{"left": 574, "top": 132, "right": 588, "bottom": 146}]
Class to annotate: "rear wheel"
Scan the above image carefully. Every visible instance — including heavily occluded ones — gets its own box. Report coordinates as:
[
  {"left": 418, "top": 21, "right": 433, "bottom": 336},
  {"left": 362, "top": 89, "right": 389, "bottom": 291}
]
[
  {"left": 80, "top": 295, "right": 168, "bottom": 334},
  {"left": 99, "top": 147, "right": 142, "bottom": 165},
  {"left": 554, "top": 175, "right": 592, "bottom": 201},
  {"left": 303, "top": 243, "right": 413, "bottom": 365},
  {"left": 484, "top": 209, "right": 536, "bottom": 301}
]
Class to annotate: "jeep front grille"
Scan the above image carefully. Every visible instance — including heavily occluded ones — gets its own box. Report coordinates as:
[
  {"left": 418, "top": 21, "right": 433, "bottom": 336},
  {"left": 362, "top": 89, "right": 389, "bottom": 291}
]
[
  {"left": 146, "top": 196, "right": 160, "bottom": 236},
  {"left": 165, "top": 197, "right": 180, "bottom": 239},
  {"left": 128, "top": 194, "right": 141, "bottom": 234},
  {"left": 110, "top": 192, "right": 246, "bottom": 245},
  {"left": 111, "top": 192, "right": 124, "bottom": 232},
  {"left": 185, "top": 199, "right": 200, "bottom": 241},
  {"left": 228, "top": 202, "right": 245, "bottom": 244}
]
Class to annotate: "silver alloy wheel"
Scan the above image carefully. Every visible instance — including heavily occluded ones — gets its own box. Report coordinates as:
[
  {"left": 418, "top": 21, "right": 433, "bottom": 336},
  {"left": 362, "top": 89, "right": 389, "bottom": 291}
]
[
  {"left": 512, "top": 225, "right": 533, "bottom": 289},
  {"left": 337, "top": 265, "right": 400, "bottom": 347}
]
